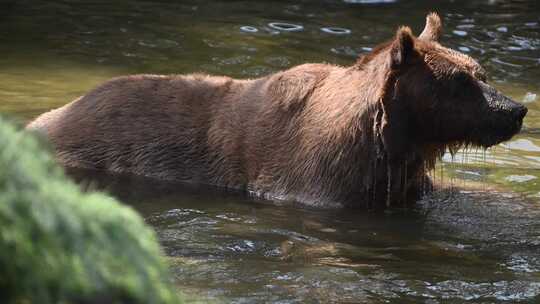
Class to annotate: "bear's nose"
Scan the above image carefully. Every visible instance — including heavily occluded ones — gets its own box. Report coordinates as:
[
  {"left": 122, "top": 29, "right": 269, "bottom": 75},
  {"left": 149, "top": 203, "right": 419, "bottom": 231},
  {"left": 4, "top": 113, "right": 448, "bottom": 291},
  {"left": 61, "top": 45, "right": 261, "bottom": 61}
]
[{"left": 513, "top": 105, "right": 528, "bottom": 120}]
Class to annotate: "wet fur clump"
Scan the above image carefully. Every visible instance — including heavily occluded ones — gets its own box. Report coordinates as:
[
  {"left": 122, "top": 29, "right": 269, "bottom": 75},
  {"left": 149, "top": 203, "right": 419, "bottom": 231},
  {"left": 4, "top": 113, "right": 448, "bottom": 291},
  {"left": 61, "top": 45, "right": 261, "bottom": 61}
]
[{"left": 27, "top": 13, "right": 527, "bottom": 210}]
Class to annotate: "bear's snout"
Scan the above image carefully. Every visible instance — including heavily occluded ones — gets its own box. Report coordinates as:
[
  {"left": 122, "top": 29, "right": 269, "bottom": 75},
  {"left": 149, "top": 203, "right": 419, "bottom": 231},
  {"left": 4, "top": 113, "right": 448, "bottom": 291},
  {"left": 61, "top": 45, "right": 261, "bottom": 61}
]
[
  {"left": 502, "top": 94, "right": 527, "bottom": 130},
  {"left": 468, "top": 82, "right": 528, "bottom": 147},
  {"left": 511, "top": 103, "right": 528, "bottom": 121},
  {"left": 500, "top": 93, "right": 528, "bottom": 121},
  {"left": 510, "top": 102, "right": 527, "bottom": 135},
  {"left": 480, "top": 82, "right": 527, "bottom": 120}
]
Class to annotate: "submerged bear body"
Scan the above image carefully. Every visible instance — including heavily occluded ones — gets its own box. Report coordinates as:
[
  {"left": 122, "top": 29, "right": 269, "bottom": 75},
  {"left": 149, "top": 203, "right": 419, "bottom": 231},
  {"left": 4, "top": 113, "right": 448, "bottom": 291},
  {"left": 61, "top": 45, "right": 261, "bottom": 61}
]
[{"left": 28, "top": 14, "right": 527, "bottom": 209}]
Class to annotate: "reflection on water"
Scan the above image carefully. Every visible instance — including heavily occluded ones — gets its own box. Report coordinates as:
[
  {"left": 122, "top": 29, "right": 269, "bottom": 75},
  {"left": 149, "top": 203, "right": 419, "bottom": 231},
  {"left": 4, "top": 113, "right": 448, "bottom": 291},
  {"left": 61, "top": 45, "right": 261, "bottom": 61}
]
[
  {"left": 1, "top": 0, "right": 540, "bottom": 303},
  {"left": 69, "top": 169, "right": 540, "bottom": 303}
]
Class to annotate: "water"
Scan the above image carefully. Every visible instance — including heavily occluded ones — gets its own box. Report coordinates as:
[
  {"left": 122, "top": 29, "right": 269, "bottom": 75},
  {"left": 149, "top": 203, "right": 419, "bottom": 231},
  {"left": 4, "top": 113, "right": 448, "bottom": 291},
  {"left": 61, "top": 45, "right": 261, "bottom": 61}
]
[{"left": 1, "top": 0, "right": 540, "bottom": 302}]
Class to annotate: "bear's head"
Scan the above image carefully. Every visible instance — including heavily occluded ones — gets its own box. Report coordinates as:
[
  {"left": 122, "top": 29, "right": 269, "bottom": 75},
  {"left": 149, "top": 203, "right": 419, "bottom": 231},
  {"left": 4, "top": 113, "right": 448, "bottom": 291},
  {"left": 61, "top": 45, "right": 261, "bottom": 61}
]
[{"left": 365, "top": 13, "right": 527, "bottom": 154}]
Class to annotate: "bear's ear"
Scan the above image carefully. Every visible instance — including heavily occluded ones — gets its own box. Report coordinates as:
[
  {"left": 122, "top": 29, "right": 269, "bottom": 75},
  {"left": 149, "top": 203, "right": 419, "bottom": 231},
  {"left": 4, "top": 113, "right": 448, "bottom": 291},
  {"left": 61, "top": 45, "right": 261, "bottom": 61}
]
[
  {"left": 389, "top": 26, "right": 415, "bottom": 69},
  {"left": 418, "top": 12, "right": 442, "bottom": 42}
]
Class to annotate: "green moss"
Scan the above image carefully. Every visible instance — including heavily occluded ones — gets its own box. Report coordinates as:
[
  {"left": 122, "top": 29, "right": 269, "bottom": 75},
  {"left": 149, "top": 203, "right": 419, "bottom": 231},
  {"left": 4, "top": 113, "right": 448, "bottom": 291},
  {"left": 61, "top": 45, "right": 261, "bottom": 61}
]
[{"left": 0, "top": 117, "right": 182, "bottom": 304}]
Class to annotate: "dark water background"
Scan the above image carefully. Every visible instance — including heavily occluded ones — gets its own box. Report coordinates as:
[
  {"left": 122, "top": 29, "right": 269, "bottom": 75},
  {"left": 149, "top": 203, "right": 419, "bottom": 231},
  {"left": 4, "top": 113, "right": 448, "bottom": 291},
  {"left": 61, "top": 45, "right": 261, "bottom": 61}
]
[{"left": 1, "top": 0, "right": 540, "bottom": 302}]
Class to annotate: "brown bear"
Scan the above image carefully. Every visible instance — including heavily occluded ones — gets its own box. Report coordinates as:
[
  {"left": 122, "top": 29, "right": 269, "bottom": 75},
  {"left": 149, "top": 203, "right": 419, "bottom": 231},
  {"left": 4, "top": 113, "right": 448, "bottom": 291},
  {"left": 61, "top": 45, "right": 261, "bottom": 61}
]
[{"left": 27, "top": 13, "right": 527, "bottom": 209}]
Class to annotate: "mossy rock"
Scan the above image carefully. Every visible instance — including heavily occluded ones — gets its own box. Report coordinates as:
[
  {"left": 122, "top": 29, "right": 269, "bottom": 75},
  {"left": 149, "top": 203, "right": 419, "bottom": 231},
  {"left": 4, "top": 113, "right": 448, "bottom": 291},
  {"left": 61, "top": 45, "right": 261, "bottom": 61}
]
[{"left": 0, "top": 116, "right": 182, "bottom": 304}]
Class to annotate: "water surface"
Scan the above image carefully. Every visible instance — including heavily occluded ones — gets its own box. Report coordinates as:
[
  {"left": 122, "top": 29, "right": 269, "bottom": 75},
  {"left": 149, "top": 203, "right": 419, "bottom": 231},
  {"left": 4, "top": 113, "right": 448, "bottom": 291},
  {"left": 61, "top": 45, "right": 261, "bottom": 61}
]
[{"left": 1, "top": 0, "right": 539, "bottom": 302}]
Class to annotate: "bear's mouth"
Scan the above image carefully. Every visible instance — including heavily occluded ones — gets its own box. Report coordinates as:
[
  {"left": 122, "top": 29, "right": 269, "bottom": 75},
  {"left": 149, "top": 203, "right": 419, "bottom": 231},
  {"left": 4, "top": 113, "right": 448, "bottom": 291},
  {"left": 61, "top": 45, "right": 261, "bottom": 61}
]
[{"left": 471, "top": 114, "right": 525, "bottom": 148}]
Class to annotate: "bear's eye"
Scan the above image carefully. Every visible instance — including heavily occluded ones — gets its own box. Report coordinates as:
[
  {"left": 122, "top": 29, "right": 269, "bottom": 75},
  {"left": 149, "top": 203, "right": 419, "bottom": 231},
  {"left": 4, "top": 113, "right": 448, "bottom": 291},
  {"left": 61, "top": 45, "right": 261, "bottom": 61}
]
[
  {"left": 452, "top": 72, "right": 471, "bottom": 84},
  {"left": 446, "top": 72, "right": 472, "bottom": 98},
  {"left": 451, "top": 72, "right": 471, "bottom": 94}
]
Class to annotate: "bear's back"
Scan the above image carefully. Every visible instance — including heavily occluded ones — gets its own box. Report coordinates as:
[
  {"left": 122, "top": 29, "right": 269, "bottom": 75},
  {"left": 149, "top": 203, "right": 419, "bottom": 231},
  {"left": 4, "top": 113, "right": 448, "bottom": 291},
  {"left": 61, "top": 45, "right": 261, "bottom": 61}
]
[{"left": 27, "top": 74, "right": 242, "bottom": 180}]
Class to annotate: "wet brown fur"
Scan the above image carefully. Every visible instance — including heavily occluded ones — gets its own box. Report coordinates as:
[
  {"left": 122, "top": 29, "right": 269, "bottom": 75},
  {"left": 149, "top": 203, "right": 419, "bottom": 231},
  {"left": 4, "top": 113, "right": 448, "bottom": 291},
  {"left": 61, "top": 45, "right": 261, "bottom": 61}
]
[{"left": 27, "top": 13, "right": 526, "bottom": 209}]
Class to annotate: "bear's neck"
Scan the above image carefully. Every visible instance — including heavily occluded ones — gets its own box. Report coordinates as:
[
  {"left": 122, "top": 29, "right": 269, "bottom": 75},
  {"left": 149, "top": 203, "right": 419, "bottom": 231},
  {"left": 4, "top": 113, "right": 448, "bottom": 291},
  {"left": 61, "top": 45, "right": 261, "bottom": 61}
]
[
  {"left": 281, "top": 65, "right": 424, "bottom": 208},
  {"left": 253, "top": 63, "right": 435, "bottom": 209},
  {"left": 328, "top": 64, "right": 435, "bottom": 208}
]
